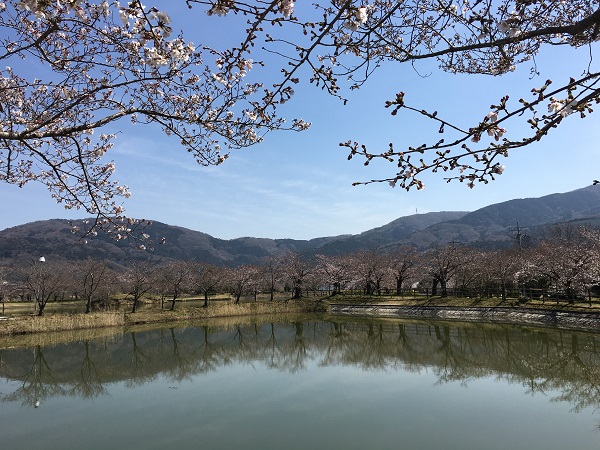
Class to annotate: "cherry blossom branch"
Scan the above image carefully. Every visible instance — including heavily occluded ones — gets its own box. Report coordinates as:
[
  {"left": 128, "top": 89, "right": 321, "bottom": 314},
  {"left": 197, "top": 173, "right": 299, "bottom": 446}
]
[{"left": 343, "top": 71, "right": 600, "bottom": 190}]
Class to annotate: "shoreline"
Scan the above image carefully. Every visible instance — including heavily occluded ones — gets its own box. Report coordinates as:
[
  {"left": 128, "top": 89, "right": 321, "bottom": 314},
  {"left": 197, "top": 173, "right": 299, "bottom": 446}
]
[
  {"left": 3, "top": 296, "right": 600, "bottom": 337},
  {"left": 0, "top": 299, "right": 328, "bottom": 337},
  {"left": 330, "top": 303, "right": 600, "bottom": 333}
]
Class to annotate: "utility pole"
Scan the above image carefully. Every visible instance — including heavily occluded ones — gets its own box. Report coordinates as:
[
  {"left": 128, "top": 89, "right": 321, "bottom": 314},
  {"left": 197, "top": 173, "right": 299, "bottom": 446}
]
[{"left": 509, "top": 222, "right": 528, "bottom": 252}]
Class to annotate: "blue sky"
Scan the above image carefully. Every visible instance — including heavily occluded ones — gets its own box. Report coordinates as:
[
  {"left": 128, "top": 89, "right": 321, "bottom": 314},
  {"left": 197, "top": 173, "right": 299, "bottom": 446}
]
[{"left": 1, "top": 3, "right": 598, "bottom": 240}]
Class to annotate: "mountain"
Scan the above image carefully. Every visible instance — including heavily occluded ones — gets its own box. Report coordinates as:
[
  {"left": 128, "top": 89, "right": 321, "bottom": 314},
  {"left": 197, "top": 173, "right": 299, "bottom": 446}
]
[
  {"left": 2, "top": 185, "right": 600, "bottom": 266},
  {"left": 0, "top": 211, "right": 464, "bottom": 266},
  {"left": 307, "top": 211, "right": 468, "bottom": 255},
  {"left": 404, "top": 185, "right": 600, "bottom": 249}
]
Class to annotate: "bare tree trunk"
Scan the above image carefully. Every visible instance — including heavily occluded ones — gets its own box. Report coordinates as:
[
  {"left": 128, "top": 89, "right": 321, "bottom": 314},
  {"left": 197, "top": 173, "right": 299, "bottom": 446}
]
[
  {"left": 292, "top": 286, "right": 302, "bottom": 299},
  {"left": 431, "top": 279, "right": 438, "bottom": 297},
  {"left": 441, "top": 279, "right": 448, "bottom": 298}
]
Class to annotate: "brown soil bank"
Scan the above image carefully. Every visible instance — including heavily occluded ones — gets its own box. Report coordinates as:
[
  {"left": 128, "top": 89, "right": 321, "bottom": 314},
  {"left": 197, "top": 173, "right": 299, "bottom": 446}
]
[{"left": 330, "top": 304, "right": 600, "bottom": 333}]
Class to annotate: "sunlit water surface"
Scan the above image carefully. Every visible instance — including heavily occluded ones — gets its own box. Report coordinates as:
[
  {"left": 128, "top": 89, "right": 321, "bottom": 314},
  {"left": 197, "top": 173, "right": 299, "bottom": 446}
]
[{"left": 1, "top": 316, "right": 599, "bottom": 449}]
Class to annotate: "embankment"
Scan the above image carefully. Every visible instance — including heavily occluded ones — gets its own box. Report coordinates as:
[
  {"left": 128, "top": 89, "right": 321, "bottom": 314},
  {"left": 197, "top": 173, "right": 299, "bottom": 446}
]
[
  {"left": 330, "top": 304, "right": 600, "bottom": 332},
  {"left": 0, "top": 299, "right": 327, "bottom": 336}
]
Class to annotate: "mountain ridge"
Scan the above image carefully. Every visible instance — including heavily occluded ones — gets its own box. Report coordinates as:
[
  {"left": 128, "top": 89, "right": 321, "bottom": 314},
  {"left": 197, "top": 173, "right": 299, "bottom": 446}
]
[{"left": 2, "top": 185, "right": 600, "bottom": 266}]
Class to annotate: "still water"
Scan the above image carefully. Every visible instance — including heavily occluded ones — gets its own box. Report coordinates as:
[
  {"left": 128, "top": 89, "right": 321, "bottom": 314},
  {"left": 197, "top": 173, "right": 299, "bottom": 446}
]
[{"left": 1, "top": 316, "right": 599, "bottom": 449}]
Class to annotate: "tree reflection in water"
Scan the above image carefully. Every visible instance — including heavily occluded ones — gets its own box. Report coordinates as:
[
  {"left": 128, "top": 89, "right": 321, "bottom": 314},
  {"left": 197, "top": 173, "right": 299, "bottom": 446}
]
[{"left": 1, "top": 317, "right": 600, "bottom": 421}]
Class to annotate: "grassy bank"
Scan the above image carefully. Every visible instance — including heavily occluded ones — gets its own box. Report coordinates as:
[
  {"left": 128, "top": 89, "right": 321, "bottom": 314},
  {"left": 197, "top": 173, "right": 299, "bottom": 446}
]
[
  {"left": 0, "top": 298, "right": 328, "bottom": 337},
  {"left": 123, "top": 298, "right": 328, "bottom": 326},
  {"left": 0, "top": 312, "right": 125, "bottom": 336},
  {"left": 2, "top": 293, "right": 600, "bottom": 337}
]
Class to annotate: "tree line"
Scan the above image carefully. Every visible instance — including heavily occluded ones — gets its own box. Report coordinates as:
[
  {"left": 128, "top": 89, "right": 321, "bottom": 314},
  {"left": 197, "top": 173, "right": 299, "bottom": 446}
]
[{"left": 2, "top": 223, "right": 600, "bottom": 315}]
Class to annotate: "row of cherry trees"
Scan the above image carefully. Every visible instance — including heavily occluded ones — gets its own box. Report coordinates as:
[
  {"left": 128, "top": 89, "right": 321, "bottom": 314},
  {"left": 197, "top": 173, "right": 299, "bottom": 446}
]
[{"left": 2, "top": 224, "right": 600, "bottom": 315}]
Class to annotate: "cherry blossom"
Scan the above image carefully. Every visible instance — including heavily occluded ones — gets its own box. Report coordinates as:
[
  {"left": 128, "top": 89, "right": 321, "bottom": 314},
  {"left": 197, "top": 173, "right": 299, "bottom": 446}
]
[
  {"left": 344, "top": 5, "right": 369, "bottom": 31},
  {"left": 1, "top": 0, "right": 307, "bottom": 240},
  {"left": 4, "top": 0, "right": 600, "bottom": 242},
  {"left": 188, "top": 0, "right": 599, "bottom": 192},
  {"left": 278, "top": 0, "right": 294, "bottom": 18}
]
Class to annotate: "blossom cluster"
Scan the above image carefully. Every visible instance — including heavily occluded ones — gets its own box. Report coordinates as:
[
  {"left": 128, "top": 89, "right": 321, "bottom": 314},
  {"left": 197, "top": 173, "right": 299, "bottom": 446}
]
[
  {"left": 206, "top": 0, "right": 295, "bottom": 18},
  {"left": 0, "top": 0, "right": 308, "bottom": 239},
  {"left": 548, "top": 98, "right": 577, "bottom": 117},
  {"left": 278, "top": 0, "right": 294, "bottom": 18},
  {"left": 344, "top": 6, "right": 369, "bottom": 31}
]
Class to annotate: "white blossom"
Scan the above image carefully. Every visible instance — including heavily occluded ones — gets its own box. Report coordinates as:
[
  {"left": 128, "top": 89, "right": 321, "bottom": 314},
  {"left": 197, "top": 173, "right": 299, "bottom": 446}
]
[
  {"left": 356, "top": 7, "right": 369, "bottom": 24},
  {"left": 561, "top": 100, "right": 577, "bottom": 116},
  {"left": 486, "top": 111, "right": 498, "bottom": 122},
  {"left": 497, "top": 20, "right": 510, "bottom": 33},
  {"left": 278, "top": 0, "right": 294, "bottom": 18},
  {"left": 145, "top": 47, "right": 169, "bottom": 68},
  {"left": 548, "top": 98, "right": 576, "bottom": 117},
  {"left": 498, "top": 19, "right": 520, "bottom": 37},
  {"left": 493, "top": 165, "right": 505, "bottom": 175},
  {"left": 119, "top": 9, "right": 129, "bottom": 26},
  {"left": 206, "top": 2, "right": 230, "bottom": 17},
  {"left": 345, "top": 6, "right": 370, "bottom": 31},
  {"left": 151, "top": 10, "right": 170, "bottom": 24}
]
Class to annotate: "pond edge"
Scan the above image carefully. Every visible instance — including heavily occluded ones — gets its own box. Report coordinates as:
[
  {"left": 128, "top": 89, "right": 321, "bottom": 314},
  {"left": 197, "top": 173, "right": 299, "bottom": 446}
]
[{"left": 330, "top": 304, "right": 600, "bottom": 333}]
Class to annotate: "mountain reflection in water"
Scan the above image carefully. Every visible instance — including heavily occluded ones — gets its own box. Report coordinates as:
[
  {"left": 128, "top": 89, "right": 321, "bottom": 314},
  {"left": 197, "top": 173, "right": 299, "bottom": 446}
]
[{"left": 1, "top": 316, "right": 600, "bottom": 449}]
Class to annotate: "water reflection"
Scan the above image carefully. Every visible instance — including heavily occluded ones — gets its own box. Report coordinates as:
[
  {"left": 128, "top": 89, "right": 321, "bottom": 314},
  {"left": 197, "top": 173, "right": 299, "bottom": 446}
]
[
  {"left": 1, "top": 317, "right": 600, "bottom": 417},
  {"left": 3, "top": 317, "right": 600, "bottom": 449}
]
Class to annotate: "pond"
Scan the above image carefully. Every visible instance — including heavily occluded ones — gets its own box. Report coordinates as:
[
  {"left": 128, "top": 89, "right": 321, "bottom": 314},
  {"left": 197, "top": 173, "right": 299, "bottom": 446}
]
[{"left": 1, "top": 315, "right": 599, "bottom": 449}]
